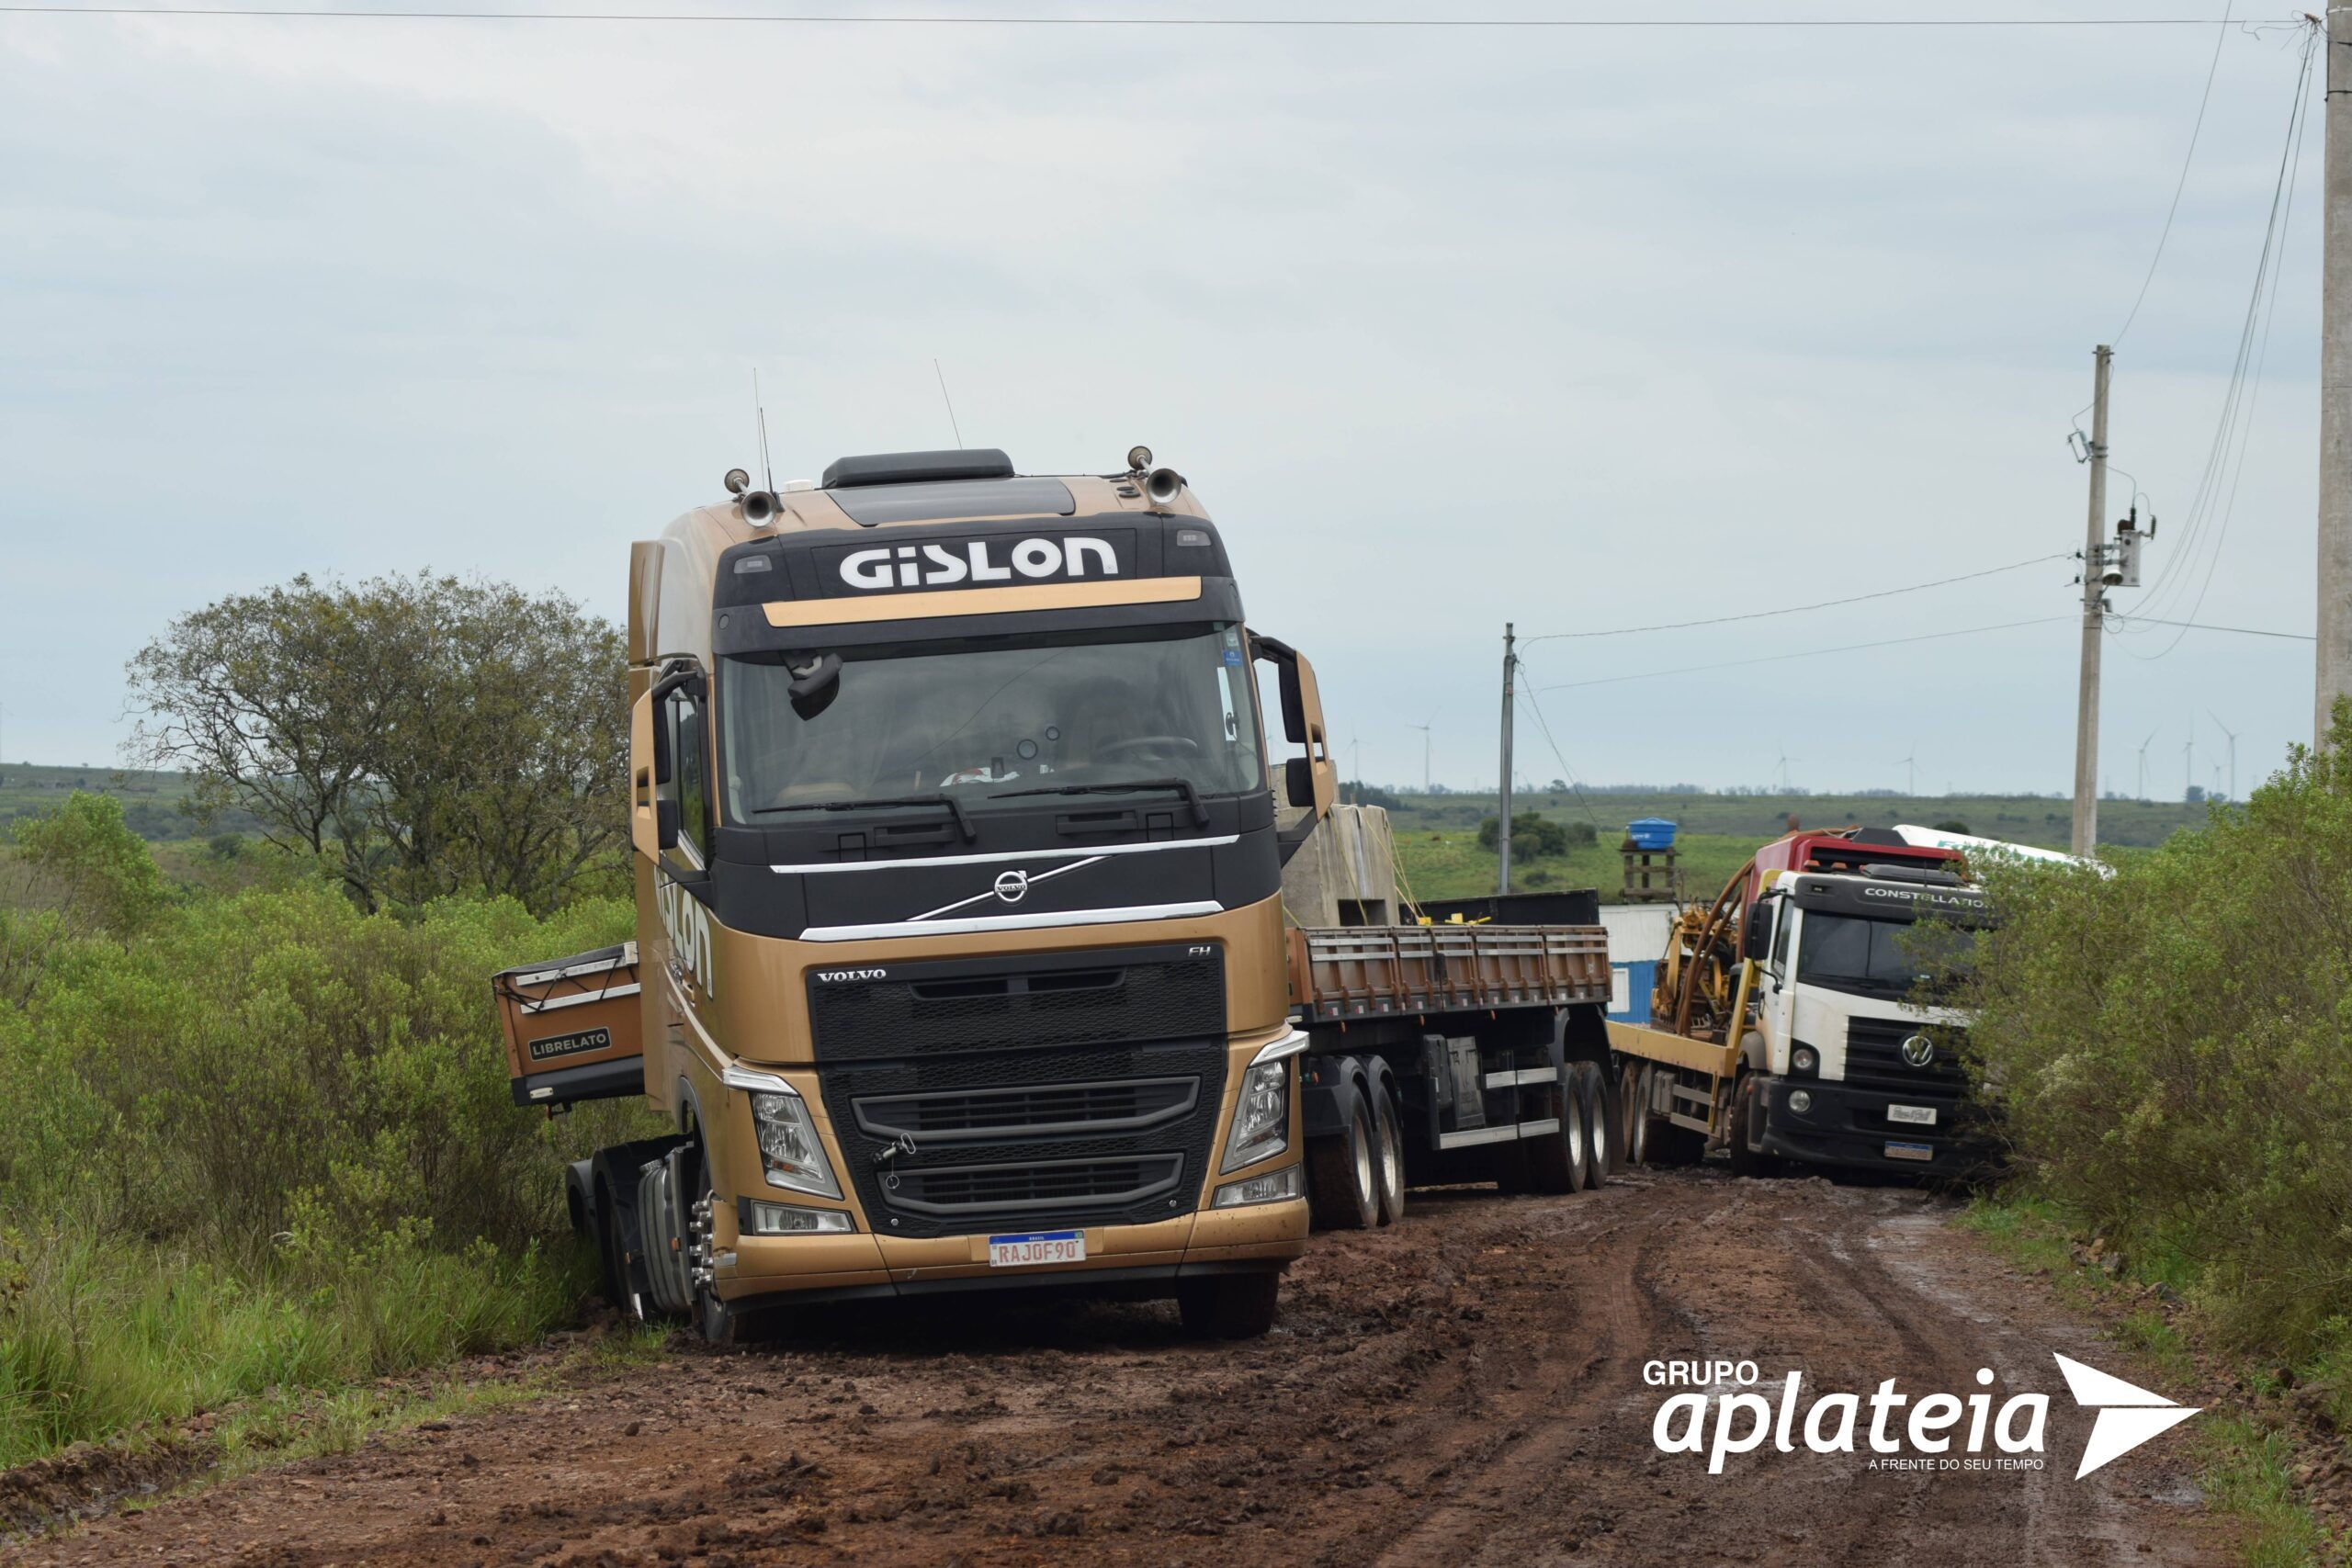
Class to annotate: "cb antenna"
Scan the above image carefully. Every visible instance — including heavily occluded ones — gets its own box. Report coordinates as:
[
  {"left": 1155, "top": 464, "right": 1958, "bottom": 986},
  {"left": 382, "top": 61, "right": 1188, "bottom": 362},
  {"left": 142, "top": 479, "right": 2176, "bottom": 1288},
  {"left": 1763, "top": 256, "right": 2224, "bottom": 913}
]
[
  {"left": 933, "top": 357, "right": 965, "bottom": 449},
  {"left": 752, "top": 368, "right": 776, "bottom": 494}
]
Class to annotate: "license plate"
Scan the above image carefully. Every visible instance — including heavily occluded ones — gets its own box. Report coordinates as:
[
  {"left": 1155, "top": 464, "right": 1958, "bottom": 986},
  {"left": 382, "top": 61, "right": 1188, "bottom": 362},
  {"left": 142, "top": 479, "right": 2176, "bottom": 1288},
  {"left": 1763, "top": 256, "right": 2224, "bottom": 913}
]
[
  {"left": 1884, "top": 1141, "right": 1935, "bottom": 1162},
  {"left": 1887, "top": 1104, "right": 1938, "bottom": 1126},
  {"left": 988, "top": 1230, "right": 1086, "bottom": 1268}
]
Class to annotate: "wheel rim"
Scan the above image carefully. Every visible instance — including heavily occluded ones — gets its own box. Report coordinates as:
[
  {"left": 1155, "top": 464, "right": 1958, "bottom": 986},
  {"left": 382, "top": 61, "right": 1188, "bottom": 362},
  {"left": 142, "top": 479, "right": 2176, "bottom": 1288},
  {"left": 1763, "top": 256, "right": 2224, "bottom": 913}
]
[
  {"left": 1589, "top": 1092, "right": 1611, "bottom": 1175},
  {"left": 1375, "top": 1101, "right": 1402, "bottom": 1209},
  {"left": 1352, "top": 1113, "right": 1376, "bottom": 1208},
  {"left": 1566, "top": 1092, "right": 1587, "bottom": 1170}
]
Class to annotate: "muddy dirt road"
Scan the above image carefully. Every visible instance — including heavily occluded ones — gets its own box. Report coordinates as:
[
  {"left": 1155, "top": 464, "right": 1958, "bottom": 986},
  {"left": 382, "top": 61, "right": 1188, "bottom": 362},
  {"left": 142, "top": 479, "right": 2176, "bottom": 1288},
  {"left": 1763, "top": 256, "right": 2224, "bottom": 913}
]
[{"left": 6, "top": 1169, "right": 2228, "bottom": 1566}]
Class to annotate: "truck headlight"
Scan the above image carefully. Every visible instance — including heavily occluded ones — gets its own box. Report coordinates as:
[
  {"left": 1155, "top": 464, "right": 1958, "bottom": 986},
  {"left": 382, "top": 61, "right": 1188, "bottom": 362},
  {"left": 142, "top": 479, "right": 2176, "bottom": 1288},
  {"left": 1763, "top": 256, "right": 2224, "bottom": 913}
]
[
  {"left": 1788, "top": 1089, "right": 1813, "bottom": 1115},
  {"left": 743, "top": 1200, "right": 854, "bottom": 1235},
  {"left": 1791, "top": 1044, "right": 1818, "bottom": 1075},
  {"left": 1213, "top": 1163, "right": 1304, "bottom": 1209},
  {"left": 750, "top": 1089, "right": 842, "bottom": 1200},
  {"left": 1220, "top": 1058, "right": 1293, "bottom": 1173}
]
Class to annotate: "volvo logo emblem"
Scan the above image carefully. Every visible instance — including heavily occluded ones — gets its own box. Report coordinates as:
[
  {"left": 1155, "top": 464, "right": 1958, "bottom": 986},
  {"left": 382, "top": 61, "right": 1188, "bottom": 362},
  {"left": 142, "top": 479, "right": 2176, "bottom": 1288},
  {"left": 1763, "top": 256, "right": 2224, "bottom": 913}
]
[
  {"left": 992, "top": 869, "right": 1031, "bottom": 905},
  {"left": 1900, "top": 1033, "right": 1937, "bottom": 1068}
]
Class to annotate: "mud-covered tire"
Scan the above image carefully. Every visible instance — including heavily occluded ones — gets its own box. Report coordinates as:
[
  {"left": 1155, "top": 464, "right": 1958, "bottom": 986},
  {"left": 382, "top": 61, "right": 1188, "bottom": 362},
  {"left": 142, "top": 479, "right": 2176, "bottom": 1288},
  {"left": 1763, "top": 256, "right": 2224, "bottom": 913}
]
[
  {"left": 597, "top": 1181, "right": 633, "bottom": 1317},
  {"left": 1307, "top": 1097, "right": 1380, "bottom": 1230},
  {"left": 1621, "top": 1062, "right": 1651, "bottom": 1168},
  {"left": 1370, "top": 1083, "right": 1407, "bottom": 1225},
  {"left": 1525, "top": 1067, "right": 1591, "bottom": 1194},
  {"left": 1177, "top": 1270, "right": 1281, "bottom": 1339},
  {"left": 1728, "top": 1074, "right": 1783, "bottom": 1179},
  {"left": 1574, "top": 1061, "right": 1611, "bottom": 1189}
]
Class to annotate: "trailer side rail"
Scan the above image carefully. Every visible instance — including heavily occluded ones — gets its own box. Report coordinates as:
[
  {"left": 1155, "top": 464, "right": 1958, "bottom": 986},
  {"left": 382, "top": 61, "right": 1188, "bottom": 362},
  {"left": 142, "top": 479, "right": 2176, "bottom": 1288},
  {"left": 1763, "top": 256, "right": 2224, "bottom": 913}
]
[{"left": 1289, "top": 924, "right": 1610, "bottom": 1023}]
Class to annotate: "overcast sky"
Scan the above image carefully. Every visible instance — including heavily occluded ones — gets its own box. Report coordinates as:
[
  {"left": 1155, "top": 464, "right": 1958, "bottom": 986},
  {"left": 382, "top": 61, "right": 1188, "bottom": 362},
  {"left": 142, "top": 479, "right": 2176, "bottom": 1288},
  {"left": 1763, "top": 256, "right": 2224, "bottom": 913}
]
[{"left": 0, "top": 2, "right": 2330, "bottom": 802}]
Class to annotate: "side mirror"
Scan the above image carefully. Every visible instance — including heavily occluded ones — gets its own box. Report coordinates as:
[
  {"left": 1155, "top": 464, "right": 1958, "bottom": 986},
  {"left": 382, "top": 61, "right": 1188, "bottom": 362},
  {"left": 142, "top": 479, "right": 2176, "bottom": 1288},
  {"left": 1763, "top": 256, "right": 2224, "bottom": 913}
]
[
  {"left": 656, "top": 797, "right": 682, "bottom": 852},
  {"left": 1743, "top": 901, "right": 1770, "bottom": 963},
  {"left": 1285, "top": 757, "right": 1315, "bottom": 808}
]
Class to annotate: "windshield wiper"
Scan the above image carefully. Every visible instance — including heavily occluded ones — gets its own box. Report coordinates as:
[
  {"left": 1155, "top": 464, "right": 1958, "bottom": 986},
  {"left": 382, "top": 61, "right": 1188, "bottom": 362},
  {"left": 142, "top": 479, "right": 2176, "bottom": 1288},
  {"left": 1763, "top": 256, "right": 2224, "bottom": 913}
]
[
  {"left": 752, "top": 793, "right": 977, "bottom": 841},
  {"left": 990, "top": 777, "right": 1211, "bottom": 828}
]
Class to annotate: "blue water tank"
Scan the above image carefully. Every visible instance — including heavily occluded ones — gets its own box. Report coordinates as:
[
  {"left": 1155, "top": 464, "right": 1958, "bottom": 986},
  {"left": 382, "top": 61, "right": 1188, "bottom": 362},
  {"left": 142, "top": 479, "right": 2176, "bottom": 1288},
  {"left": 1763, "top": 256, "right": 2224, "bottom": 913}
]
[{"left": 1627, "top": 817, "right": 1678, "bottom": 851}]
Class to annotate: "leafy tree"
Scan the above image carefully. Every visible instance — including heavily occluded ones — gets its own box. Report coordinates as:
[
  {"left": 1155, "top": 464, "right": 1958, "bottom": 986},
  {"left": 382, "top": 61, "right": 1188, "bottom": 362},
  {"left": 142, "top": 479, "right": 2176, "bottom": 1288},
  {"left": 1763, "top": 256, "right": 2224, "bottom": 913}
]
[
  {"left": 1933, "top": 818, "right": 1970, "bottom": 834},
  {"left": 11, "top": 793, "right": 165, "bottom": 935},
  {"left": 1341, "top": 781, "right": 1406, "bottom": 811},
  {"left": 125, "top": 573, "right": 626, "bottom": 915},
  {"left": 1478, "top": 812, "right": 1570, "bottom": 858}
]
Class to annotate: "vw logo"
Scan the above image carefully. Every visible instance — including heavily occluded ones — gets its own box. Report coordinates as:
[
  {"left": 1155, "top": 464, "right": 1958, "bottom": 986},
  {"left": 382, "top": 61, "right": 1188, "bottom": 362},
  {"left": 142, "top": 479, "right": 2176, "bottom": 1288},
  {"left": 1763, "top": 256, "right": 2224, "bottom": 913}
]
[
  {"left": 1900, "top": 1033, "right": 1937, "bottom": 1068},
  {"left": 992, "top": 869, "right": 1031, "bottom": 905}
]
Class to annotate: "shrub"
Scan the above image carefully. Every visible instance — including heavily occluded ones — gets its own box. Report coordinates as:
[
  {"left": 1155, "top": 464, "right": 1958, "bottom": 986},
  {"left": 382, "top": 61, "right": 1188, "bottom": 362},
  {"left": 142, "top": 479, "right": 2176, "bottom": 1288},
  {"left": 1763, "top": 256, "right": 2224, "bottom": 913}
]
[
  {"left": 0, "top": 872, "right": 654, "bottom": 1462},
  {"left": 1962, "top": 709, "right": 2352, "bottom": 1356},
  {"left": 1477, "top": 813, "right": 1571, "bottom": 857}
]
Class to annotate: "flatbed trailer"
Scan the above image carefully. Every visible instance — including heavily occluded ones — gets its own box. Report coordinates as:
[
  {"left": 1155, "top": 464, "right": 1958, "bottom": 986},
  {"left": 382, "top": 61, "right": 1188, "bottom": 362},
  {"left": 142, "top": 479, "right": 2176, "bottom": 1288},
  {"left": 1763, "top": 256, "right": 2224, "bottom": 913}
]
[{"left": 1285, "top": 919, "right": 1621, "bottom": 1227}]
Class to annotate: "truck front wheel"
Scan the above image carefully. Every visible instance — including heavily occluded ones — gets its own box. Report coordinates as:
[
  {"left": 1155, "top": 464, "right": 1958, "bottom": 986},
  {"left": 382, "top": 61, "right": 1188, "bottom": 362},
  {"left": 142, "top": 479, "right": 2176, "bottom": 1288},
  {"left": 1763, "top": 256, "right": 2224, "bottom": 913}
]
[
  {"left": 1177, "top": 1270, "right": 1281, "bottom": 1339},
  {"left": 1308, "top": 1095, "right": 1381, "bottom": 1229},
  {"left": 1728, "top": 1074, "right": 1784, "bottom": 1179}
]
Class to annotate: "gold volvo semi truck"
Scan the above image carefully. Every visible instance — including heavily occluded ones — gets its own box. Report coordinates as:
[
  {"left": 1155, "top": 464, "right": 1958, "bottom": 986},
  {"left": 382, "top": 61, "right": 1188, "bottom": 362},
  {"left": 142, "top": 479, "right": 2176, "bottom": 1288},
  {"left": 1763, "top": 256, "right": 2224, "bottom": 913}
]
[{"left": 493, "top": 446, "right": 1615, "bottom": 1343}]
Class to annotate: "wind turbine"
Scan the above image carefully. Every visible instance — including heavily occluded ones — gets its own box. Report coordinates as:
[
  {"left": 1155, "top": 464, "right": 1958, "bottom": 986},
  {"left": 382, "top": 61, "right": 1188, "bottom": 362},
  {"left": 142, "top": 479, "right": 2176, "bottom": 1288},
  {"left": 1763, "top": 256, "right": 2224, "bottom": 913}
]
[
  {"left": 2182, "top": 730, "right": 2196, "bottom": 801},
  {"left": 2206, "top": 711, "right": 2238, "bottom": 802},
  {"left": 1407, "top": 716, "right": 1433, "bottom": 794},
  {"left": 1895, "top": 739, "right": 1917, "bottom": 797},
  {"left": 1774, "top": 745, "right": 1798, "bottom": 793},
  {"left": 2134, "top": 727, "right": 2159, "bottom": 802}
]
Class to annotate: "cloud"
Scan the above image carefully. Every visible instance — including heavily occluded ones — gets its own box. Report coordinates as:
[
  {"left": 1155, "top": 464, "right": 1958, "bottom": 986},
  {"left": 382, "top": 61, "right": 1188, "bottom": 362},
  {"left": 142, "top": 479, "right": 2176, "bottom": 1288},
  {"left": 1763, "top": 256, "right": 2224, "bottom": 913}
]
[{"left": 0, "top": 6, "right": 2324, "bottom": 795}]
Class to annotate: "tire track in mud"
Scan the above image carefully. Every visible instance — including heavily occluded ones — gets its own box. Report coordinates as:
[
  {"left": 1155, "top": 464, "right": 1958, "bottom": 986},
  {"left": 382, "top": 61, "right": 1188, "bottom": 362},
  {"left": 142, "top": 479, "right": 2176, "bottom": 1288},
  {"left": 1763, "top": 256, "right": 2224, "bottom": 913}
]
[{"left": 1, "top": 1170, "right": 2229, "bottom": 1568}]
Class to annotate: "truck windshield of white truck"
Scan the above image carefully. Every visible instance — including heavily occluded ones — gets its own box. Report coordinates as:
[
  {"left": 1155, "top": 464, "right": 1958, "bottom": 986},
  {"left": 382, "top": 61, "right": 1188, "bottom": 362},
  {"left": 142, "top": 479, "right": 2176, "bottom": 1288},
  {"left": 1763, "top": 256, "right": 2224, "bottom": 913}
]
[
  {"left": 1796, "top": 914, "right": 1974, "bottom": 1000},
  {"left": 720, "top": 621, "right": 1264, "bottom": 822}
]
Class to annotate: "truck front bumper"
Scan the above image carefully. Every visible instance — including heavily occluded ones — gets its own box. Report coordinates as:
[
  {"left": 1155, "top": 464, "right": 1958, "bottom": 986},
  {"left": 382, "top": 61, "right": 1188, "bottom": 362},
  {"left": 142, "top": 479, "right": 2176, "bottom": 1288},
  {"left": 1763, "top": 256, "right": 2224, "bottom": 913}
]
[
  {"left": 713, "top": 1186, "right": 1308, "bottom": 1307},
  {"left": 1755, "top": 1077, "right": 1990, "bottom": 1175}
]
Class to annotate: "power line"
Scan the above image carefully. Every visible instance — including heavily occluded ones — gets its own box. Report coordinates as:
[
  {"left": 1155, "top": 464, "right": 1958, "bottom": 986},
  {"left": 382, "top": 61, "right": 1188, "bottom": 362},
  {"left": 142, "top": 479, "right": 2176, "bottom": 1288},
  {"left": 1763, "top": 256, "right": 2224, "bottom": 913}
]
[
  {"left": 1519, "top": 554, "right": 2066, "bottom": 643},
  {"left": 0, "top": 6, "right": 2255, "bottom": 22},
  {"left": 2111, "top": 0, "right": 2232, "bottom": 345},
  {"left": 1533, "top": 615, "right": 2069, "bottom": 692},
  {"left": 1507, "top": 666, "right": 1602, "bottom": 829},
  {"left": 2110, "top": 615, "right": 2313, "bottom": 640},
  {"left": 2121, "top": 21, "right": 2318, "bottom": 657}
]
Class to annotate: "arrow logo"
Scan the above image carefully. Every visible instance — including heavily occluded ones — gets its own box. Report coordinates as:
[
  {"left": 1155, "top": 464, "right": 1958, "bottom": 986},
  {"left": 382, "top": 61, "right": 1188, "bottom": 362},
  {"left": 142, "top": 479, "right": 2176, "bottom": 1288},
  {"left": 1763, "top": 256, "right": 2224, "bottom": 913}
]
[{"left": 2053, "top": 1353, "right": 2199, "bottom": 1479}]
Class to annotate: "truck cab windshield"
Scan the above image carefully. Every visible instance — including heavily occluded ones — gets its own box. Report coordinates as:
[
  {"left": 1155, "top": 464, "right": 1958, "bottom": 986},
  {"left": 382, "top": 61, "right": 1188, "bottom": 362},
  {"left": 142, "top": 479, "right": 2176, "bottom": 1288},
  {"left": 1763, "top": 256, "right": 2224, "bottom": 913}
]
[
  {"left": 721, "top": 622, "right": 1264, "bottom": 825},
  {"left": 1795, "top": 913, "right": 1974, "bottom": 999}
]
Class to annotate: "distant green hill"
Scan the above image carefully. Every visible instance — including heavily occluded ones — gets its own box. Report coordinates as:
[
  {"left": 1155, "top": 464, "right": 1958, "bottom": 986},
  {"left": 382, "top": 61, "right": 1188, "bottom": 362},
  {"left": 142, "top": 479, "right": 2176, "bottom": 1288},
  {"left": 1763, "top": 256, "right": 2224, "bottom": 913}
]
[
  {"left": 1368, "top": 788, "right": 2211, "bottom": 852},
  {"left": 0, "top": 761, "right": 260, "bottom": 841}
]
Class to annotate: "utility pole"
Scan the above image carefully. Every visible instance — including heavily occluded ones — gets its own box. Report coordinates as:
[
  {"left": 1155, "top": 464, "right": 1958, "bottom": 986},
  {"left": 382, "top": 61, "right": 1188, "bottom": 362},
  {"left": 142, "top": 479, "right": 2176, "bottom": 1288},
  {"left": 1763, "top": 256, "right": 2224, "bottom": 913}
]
[
  {"left": 2073, "top": 345, "right": 2113, "bottom": 855},
  {"left": 2320, "top": 2, "right": 2352, "bottom": 743},
  {"left": 1498, "top": 623, "right": 1516, "bottom": 896}
]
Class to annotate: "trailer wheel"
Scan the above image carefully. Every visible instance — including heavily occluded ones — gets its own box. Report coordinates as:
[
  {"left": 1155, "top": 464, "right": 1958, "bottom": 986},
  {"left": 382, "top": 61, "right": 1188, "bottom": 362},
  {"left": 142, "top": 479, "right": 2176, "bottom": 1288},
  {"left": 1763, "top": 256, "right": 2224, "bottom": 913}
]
[
  {"left": 1524, "top": 1070, "right": 1590, "bottom": 1195},
  {"left": 1307, "top": 1096, "right": 1380, "bottom": 1229},
  {"left": 1643, "top": 1066, "right": 1709, "bottom": 1168},
  {"left": 595, "top": 1178, "right": 633, "bottom": 1315},
  {"left": 1177, "top": 1269, "right": 1281, "bottom": 1339},
  {"left": 1371, "top": 1085, "right": 1407, "bottom": 1225},
  {"left": 1620, "top": 1062, "right": 1650, "bottom": 1168},
  {"left": 1574, "top": 1061, "right": 1611, "bottom": 1189}
]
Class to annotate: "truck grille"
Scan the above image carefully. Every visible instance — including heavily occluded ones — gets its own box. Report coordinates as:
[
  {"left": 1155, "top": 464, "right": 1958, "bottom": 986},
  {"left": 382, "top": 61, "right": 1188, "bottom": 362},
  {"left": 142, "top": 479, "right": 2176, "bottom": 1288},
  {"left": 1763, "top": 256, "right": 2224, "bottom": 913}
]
[
  {"left": 807, "top": 952, "right": 1223, "bottom": 1063},
  {"left": 1843, "top": 1018, "right": 1970, "bottom": 1100},
  {"left": 808, "top": 946, "right": 1228, "bottom": 1238},
  {"left": 887, "top": 1155, "right": 1185, "bottom": 1218},
  {"left": 854, "top": 1077, "right": 1198, "bottom": 1143}
]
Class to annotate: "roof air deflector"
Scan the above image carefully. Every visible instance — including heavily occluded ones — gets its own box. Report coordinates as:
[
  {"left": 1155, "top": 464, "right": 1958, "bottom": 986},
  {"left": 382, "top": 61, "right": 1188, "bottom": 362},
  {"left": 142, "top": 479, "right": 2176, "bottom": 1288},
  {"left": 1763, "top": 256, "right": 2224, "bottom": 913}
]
[{"left": 822, "top": 449, "right": 1015, "bottom": 490}]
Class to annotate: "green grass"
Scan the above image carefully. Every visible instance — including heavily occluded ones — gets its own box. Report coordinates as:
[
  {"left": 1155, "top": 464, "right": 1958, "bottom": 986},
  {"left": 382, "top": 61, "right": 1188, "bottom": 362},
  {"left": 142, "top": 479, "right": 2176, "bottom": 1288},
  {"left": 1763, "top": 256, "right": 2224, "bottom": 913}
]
[
  {"left": 1962, "top": 1193, "right": 2337, "bottom": 1566},
  {"left": 1393, "top": 826, "right": 1758, "bottom": 907},
  {"left": 0, "top": 1223, "right": 598, "bottom": 1470},
  {"left": 1374, "top": 787, "right": 2211, "bottom": 852}
]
